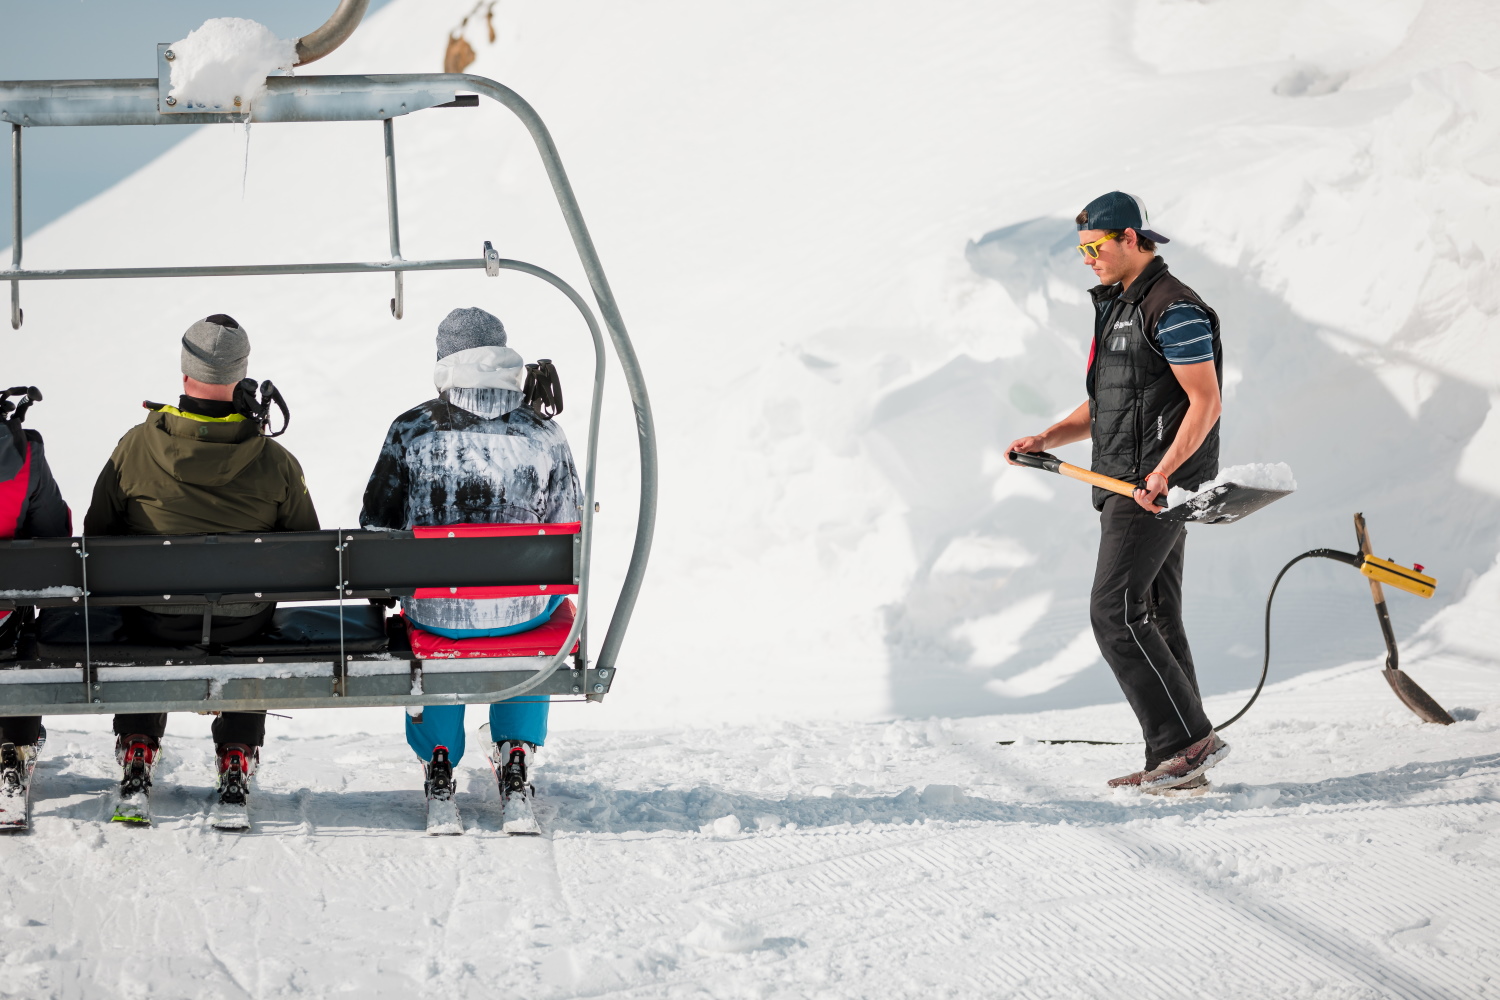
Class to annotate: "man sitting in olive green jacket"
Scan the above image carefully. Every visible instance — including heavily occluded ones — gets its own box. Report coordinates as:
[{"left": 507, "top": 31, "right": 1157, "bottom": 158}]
[{"left": 84, "top": 314, "right": 318, "bottom": 790}]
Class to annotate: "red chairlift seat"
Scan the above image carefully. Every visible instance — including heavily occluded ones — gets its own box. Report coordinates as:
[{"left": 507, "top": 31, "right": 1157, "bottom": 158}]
[{"left": 405, "top": 599, "right": 580, "bottom": 660}]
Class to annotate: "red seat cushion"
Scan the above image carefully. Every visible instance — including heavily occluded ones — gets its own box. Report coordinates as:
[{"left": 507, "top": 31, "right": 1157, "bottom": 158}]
[{"left": 405, "top": 599, "right": 579, "bottom": 659}]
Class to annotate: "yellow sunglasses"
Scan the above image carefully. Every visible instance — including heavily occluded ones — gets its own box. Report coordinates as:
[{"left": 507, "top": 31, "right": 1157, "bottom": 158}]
[{"left": 1076, "top": 232, "right": 1120, "bottom": 259}]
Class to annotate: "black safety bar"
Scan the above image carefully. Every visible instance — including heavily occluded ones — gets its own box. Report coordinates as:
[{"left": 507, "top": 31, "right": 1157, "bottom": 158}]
[{"left": 0, "top": 528, "right": 579, "bottom": 608}]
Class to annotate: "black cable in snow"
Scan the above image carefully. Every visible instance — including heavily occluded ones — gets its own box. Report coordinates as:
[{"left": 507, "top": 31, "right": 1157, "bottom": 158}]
[
  {"left": 1214, "top": 548, "right": 1360, "bottom": 732},
  {"left": 996, "top": 548, "right": 1365, "bottom": 745}
]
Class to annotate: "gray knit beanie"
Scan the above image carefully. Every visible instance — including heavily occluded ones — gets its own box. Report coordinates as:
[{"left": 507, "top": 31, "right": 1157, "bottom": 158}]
[
  {"left": 436, "top": 307, "right": 507, "bottom": 360},
  {"left": 181, "top": 313, "right": 250, "bottom": 384}
]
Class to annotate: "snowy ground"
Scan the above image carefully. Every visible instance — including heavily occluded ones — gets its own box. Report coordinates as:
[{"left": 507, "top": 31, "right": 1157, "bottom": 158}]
[{"left": 4, "top": 655, "right": 1496, "bottom": 999}]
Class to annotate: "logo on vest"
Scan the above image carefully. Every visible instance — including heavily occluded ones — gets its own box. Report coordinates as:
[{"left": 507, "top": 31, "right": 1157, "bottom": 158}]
[{"left": 1113, "top": 320, "right": 1133, "bottom": 330}]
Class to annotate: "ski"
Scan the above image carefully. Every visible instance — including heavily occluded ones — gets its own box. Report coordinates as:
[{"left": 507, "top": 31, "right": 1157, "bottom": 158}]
[
  {"left": 424, "top": 746, "right": 463, "bottom": 836},
  {"left": 211, "top": 745, "right": 256, "bottom": 832},
  {"left": 111, "top": 736, "right": 157, "bottom": 826},
  {"left": 489, "top": 741, "right": 540, "bottom": 836},
  {"left": 0, "top": 739, "right": 40, "bottom": 832}
]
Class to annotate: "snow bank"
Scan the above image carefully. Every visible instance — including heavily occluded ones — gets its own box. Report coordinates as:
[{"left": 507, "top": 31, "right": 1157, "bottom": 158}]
[
  {"left": 9, "top": 0, "right": 1499, "bottom": 728},
  {"left": 167, "top": 18, "right": 296, "bottom": 112},
  {"left": 1167, "top": 462, "right": 1298, "bottom": 508}
]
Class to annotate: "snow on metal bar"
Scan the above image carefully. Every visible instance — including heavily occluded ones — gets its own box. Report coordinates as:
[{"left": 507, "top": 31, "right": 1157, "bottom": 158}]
[{"left": 0, "top": 75, "right": 459, "bottom": 128}]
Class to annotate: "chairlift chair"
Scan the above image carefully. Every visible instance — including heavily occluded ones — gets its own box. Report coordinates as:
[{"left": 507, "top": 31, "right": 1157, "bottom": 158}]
[{"left": 0, "top": 0, "right": 658, "bottom": 718}]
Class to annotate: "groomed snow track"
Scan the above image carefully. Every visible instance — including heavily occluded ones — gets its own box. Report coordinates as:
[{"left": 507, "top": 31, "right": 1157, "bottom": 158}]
[{"left": 3, "top": 655, "right": 1496, "bottom": 999}]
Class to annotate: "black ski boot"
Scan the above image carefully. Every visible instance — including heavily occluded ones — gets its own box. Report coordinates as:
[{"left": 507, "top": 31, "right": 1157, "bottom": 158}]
[
  {"left": 112, "top": 734, "right": 158, "bottom": 825},
  {"left": 0, "top": 740, "right": 40, "bottom": 831},
  {"left": 211, "top": 743, "right": 257, "bottom": 831},
  {"left": 423, "top": 746, "right": 462, "bottom": 835},
  {"left": 490, "top": 741, "right": 539, "bottom": 835}
]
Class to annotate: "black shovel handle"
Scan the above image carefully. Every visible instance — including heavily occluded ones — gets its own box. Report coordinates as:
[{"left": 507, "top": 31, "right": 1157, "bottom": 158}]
[{"left": 1007, "top": 450, "right": 1062, "bottom": 473}]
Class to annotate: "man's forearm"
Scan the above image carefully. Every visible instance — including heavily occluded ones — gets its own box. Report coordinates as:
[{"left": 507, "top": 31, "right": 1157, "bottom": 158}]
[
  {"left": 1038, "top": 400, "right": 1092, "bottom": 449},
  {"left": 1153, "top": 403, "right": 1220, "bottom": 480}
]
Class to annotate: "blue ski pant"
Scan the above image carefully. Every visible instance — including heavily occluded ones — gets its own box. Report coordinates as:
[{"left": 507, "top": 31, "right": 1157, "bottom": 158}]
[
  {"left": 405, "top": 700, "right": 548, "bottom": 766},
  {"left": 403, "top": 602, "right": 557, "bottom": 764}
]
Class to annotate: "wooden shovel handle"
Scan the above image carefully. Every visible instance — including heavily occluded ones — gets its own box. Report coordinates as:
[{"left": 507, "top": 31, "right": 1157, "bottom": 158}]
[
  {"left": 1007, "top": 450, "right": 1141, "bottom": 499},
  {"left": 1056, "top": 462, "right": 1141, "bottom": 500},
  {"left": 1353, "top": 512, "right": 1385, "bottom": 603}
]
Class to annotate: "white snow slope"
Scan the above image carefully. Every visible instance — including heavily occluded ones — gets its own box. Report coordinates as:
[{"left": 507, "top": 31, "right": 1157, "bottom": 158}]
[
  {"left": 7, "top": 0, "right": 1500, "bottom": 725},
  {"left": 6, "top": 655, "right": 1498, "bottom": 998},
  {"left": 3, "top": 1, "right": 1500, "bottom": 997}
]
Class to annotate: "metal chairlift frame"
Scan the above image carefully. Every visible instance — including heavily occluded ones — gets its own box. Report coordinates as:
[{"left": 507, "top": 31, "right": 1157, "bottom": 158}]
[{"left": 0, "top": 3, "right": 657, "bottom": 717}]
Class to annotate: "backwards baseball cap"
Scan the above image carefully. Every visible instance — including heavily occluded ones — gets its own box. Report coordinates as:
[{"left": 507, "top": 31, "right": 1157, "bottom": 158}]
[{"left": 1077, "top": 191, "right": 1170, "bottom": 244}]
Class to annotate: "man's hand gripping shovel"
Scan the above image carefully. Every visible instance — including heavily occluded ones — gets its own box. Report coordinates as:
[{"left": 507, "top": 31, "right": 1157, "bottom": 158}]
[{"left": 1006, "top": 450, "right": 1293, "bottom": 524}]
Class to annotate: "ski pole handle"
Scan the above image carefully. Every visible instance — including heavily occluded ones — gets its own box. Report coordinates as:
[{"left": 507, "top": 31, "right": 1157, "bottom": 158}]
[{"left": 1007, "top": 450, "right": 1141, "bottom": 500}]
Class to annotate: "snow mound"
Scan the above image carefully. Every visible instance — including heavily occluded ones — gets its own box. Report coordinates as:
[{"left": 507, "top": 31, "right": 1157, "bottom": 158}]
[
  {"left": 1167, "top": 462, "right": 1298, "bottom": 509},
  {"left": 167, "top": 18, "right": 296, "bottom": 112},
  {"left": 683, "top": 912, "right": 764, "bottom": 953}
]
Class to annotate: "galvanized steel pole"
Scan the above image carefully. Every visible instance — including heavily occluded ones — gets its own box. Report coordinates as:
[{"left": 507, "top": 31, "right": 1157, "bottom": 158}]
[
  {"left": 459, "top": 75, "right": 658, "bottom": 675},
  {"left": 9, "top": 123, "right": 19, "bottom": 330},
  {"left": 383, "top": 116, "right": 403, "bottom": 318},
  {"left": 294, "top": 0, "right": 372, "bottom": 67}
]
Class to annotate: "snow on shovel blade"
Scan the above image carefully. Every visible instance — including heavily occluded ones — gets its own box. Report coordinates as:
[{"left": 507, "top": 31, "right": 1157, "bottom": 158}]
[{"left": 1157, "top": 483, "right": 1293, "bottom": 524}]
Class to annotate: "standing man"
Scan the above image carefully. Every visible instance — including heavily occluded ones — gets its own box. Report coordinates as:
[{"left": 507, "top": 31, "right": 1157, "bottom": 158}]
[{"left": 1007, "top": 192, "right": 1229, "bottom": 792}]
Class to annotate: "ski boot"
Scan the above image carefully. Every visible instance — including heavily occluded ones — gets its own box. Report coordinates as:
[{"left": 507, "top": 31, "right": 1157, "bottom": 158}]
[
  {"left": 212, "top": 743, "right": 257, "bottom": 831},
  {"left": 112, "top": 734, "right": 158, "bottom": 825},
  {"left": 489, "top": 740, "right": 540, "bottom": 835},
  {"left": 423, "top": 745, "right": 462, "bottom": 835},
  {"left": 0, "top": 739, "right": 41, "bottom": 831}
]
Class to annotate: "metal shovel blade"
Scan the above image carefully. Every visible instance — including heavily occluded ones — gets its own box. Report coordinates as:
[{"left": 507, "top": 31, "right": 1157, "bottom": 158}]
[
  {"left": 1383, "top": 668, "right": 1456, "bottom": 725},
  {"left": 1156, "top": 483, "right": 1294, "bottom": 524}
]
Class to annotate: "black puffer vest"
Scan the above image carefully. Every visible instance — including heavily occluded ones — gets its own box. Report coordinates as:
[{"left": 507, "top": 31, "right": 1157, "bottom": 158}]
[{"left": 1086, "top": 257, "right": 1222, "bottom": 511}]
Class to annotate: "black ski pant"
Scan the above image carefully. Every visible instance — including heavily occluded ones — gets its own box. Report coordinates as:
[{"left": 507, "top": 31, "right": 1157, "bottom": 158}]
[
  {"left": 112, "top": 606, "right": 276, "bottom": 749},
  {"left": 112, "top": 711, "right": 265, "bottom": 748},
  {"left": 0, "top": 717, "right": 42, "bottom": 746},
  {"left": 1090, "top": 494, "right": 1213, "bottom": 765}
]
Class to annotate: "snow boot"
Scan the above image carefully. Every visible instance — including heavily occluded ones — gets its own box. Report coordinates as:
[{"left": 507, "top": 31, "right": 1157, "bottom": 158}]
[
  {"left": 490, "top": 740, "right": 539, "bottom": 835},
  {"left": 212, "top": 743, "right": 257, "bottom": 831},
  {"left": 112, "top": 734, "right": 158, "bottom": 824},
  {"left": 423, "top": 746, "right": 462, "bottom": 835},
  {"left": 1139, "top": 732, "right": 1229, "bottom": 791}
]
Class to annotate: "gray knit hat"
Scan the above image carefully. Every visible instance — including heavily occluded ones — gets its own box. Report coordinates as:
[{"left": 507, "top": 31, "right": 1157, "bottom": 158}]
[
  {"left": 436, "top": 307, "right": 507, "bottom": 360},
  {"left": 181, "top": 313, "right": 250, "bottom": 384}
]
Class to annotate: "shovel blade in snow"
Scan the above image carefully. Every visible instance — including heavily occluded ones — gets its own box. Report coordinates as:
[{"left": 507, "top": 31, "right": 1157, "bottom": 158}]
[
  {"left": 1383, "top": 668, "right": 1456, "bottom": 725},
  {"left": 1156, "top": 483, "right": 1294, "bottom": 524}
]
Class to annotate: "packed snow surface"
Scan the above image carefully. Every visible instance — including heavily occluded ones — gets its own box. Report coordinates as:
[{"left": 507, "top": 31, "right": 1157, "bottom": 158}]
[
  {"left": 166, "top": 18, "right": 296, "bottom": 112},
  {"left": 1168, "top": 462, "right": 1299, "bottom": 508},
  {"left": 2, "top": 656, "right": 1495, "bottom": 998}
]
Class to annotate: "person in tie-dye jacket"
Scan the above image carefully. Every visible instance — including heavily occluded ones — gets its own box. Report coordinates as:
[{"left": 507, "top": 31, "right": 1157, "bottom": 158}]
[{"left": 360, "top": 307, "right": 581, "bottom": 816}]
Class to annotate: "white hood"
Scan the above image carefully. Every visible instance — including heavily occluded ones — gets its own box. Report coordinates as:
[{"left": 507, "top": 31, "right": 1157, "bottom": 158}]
[{"left": 432, "top": 345, "right": 526, "bottom": 393}]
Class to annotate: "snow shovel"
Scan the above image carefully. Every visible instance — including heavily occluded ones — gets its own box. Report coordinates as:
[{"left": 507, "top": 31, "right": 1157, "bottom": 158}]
[
  {"left": 1354, "top": 513, "right": 1454, "bottom": 725},
  {"left": 1006, "top": 451, "right": 1293, "bottom": 524}
]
